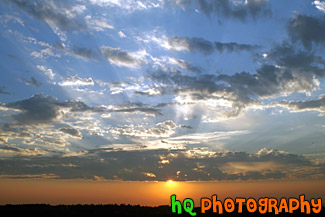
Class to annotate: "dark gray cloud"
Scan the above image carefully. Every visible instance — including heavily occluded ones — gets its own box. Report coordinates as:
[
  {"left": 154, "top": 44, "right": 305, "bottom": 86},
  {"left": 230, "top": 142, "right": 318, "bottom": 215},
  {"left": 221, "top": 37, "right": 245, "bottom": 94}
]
[
  {"left": 71, "top": 47, "right": 101, "bottom": 61},
  {"left": 146, "top": 42, "right": 325, "bottom": 116},
  {"left": 7, "top": 94, "right": 63, "bottom": 124},
  {"left": 288, "top": 14, "right": 325, "bottom": 50},
  {"left": 0, "top": 148, "right": 322, "bottom": 181},
  {"left": 267, "top": 42, "right": 325, "bottom": 78},
  {"left": 16, "top": 77, "right": 42, "bottom": 88},
  {"left": 165, "top": 0, "right": 271, "bottom": 21},
  {"left": 6, "top": 94, "right": 94, "bottom": 124},
  {"left": 214, "top": 43, "right": 325, "bottom": 111},
  {"left": 168, "top": 37, "right": 258, "bottom": 55},
  {"left": 0, "top": 145, "right": 48, "bottom": 156},
  {"left": 215, "top": 41, "right": 259, "bottom": 52},
  {"left": 146, "top": 68, "right": 225, "bottom": 97},
  {"left": 275, "top": 95, "right": 325, "bottom": 113},
  {"left": 59, "top": 128, "right": 82, "bottom": 138},
  {"left": 10, "top": 0, "right": 86, "bottom": 31},
  {"left": 100, "top": 46, "right": 146, "bottom": 68},
  {"left": 26, "top": 77, "right": 42, "bottom": 87},
  {"left": 150, "top": 69, "right": 227, "bottom": 93},
  {"left": 168, "top": 37, "right": 214, "bottom": 54},
  {"left": 4, "top": 94, "right": 163, "bottom": 125}
]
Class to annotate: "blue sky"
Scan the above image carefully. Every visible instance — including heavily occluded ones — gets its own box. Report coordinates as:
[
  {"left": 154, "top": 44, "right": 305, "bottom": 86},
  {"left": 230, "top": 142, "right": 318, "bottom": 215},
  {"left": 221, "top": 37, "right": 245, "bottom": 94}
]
[{"left": 0, "top": 0, "right": 324, "bottom": 181}]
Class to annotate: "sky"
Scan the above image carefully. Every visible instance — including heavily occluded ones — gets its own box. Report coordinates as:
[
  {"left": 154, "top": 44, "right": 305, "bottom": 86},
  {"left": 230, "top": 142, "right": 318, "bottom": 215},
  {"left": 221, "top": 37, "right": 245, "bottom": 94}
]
[{"left": 0, "top": 0, "right": 325, "bottom": 205}]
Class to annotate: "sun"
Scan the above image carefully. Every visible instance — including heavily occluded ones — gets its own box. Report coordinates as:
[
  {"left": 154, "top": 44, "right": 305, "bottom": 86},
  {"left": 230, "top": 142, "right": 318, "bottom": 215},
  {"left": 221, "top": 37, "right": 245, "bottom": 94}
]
[{"left": 167, "top": 179, "right": 173, "bottom": 184}]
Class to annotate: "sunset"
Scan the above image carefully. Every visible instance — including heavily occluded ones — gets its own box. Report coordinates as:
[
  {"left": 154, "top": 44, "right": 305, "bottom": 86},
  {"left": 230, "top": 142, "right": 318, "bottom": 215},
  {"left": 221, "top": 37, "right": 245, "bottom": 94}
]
[{"left": 0, "top": 0, "right": 324, "bottom": 216}]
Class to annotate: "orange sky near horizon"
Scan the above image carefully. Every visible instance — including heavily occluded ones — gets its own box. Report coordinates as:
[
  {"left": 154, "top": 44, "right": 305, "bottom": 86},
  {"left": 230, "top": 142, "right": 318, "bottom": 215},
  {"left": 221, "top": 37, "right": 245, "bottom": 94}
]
[{"left": 0, "top": 179, "right": 324, "bottom": 206}]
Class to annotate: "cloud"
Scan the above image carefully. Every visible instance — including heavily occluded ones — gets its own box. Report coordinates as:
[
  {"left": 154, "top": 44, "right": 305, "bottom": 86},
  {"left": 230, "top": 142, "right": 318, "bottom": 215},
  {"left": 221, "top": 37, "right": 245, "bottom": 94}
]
[
  {"left": 167, "top": 37, "right": 258, "bottom": 55},
  {"left": 118, "top": 31, "right": 126, "bottom": 38},
  {"left": 0, "top": 14, "right": 24, "bottom": 26},
  {"left": 59, "top": 127, "right": 82, "bottom": 138},
  {"left": 10, "top": 0, "right": 115, "bottom": 35},
  {"left": 156, "top": 120, "right": 177, "bottom": 129},
  {"left": 89, "top": 0, "right": 271, "bottom": 21},
  {"left": 168, "top": 57, "right": 201, "bottom": 73},
  {"left": 109, "top": 102, "right": 163, "bottom": 116},
  {"left": 97, "top": 80, "right": 135, "bottom": 95},
  {"left": 165, "top": 130, "right": 249, "bottom": 146},
  {"left": 109, "top": 120, "right": 189, "bottom": 138},
  {"left": 100, "top": 46, "right": 147, "bottom": 68},
  {"left": 214, "top": 41, "right": 259, "bottom": 52},
  {"left": 146, "top": 41, "right": 325, "bottom": 117},
  {"left": 215, "top": 43, "right": 324, "bottom": 111},
  {"left": 273, "top": 95, "right": 325, "bottom": 114},
  {"left": 16, "top": 77, "right": 42, "bottom": 88},
  {"left": 3, "top": 94, "right": 164, "bottom": 127},
  {"left": 71, "top": 47, "right": 101, "bottom": 61},
  {"left": 6, "top": 95, "right": 62, "bottom": 124},
  {"left": 0, "top": 148, "right": 322, "bottom": 181},
  {"left": 0, "top": 174, "right": 58, "bottom": 179},
  {"left": 168, "top": 37, "right": 214, "bottom": 54},
  {"left": 85, "top": 17, "right": 114, "bottom": 31},
  {"left": 52, "top": 41, "right": 66, "bottom": 50},
  {"left": 30, "top": 41, "right": 62, "bottom": 59},
  {"left": 110, "top": 126, "right": 175, "bottom": 138},
  {"left": 97, "top": 79, "right": 163, "bottom": 96},
  {"left": 165, "top": 0, "right": 271, "bottom": 21},
  {"left": 287, "top": 14, "right": 325, "bottom": 49},
  {"left": 0, "top": 145, "right": 49, "bottom": 157},
  {"left": 36, "top": 65, "right": 55, "bottom": 80},
  {"left": 59, "top": 76, "right": 95, "bottom": 87},
  {"left": 10, "top": 0, "right": 87, "bottom": 31},
  {"left": 143, "top": 172, "right": 156, "bottom": 178},
  {"left": 5, "top": 94, "right": 94, "bottom": 125},
  {"left": 89, "top": 0, "right": 161, "bottom": 11},
  {"left": 0, "top": 86, "right": 10, "bottom": 95},
  {"left": 313, "top": 0, "right": 325, "bottom": 13}
]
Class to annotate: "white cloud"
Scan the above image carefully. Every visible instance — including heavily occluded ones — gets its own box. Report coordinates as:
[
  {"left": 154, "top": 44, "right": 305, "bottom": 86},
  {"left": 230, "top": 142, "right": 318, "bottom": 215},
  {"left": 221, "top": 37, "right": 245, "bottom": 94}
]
[
  {"left": 118, "top": 30, "right": 126, "bottom": 38},
  {"left": 36, "top": 65, "right": 55, "bottom": 80},
  {"left": 313, "top": 0, "right": 325, "bottom": 13},
  {"left": 89, "top": 0, "right": 161, "bottom": 11},
  {"left": 0, "top": 14, "right": 24, "bottom": 26},
  {"left": 143, "top": 172, "right": 156, "bottom": 177},
  {"left": 86, "top": 16, "right": 114, "bottom": 31},
  {"left": 59, "top": 76, "right": 94, "bottom": 86}
]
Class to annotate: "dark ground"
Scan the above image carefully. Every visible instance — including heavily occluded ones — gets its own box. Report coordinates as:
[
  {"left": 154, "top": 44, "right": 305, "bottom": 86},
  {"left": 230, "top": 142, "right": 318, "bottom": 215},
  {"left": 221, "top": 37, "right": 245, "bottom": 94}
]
[{"left": 0, "top": 204, "right": 324, "bottom": 217}]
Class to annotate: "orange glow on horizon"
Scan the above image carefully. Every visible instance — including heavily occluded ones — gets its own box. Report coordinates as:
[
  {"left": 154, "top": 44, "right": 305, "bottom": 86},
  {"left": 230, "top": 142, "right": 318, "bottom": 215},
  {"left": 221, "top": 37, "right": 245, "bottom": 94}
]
[{"left": 0, "top": 179, "right": 324, "bottom": 206}]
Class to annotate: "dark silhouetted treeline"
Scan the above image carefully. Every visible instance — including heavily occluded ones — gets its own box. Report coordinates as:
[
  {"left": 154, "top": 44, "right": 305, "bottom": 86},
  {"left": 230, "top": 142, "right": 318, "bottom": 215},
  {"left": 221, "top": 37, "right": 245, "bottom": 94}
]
[{"left": 0, "top": 204, "right": 323, "bottom": 217}]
